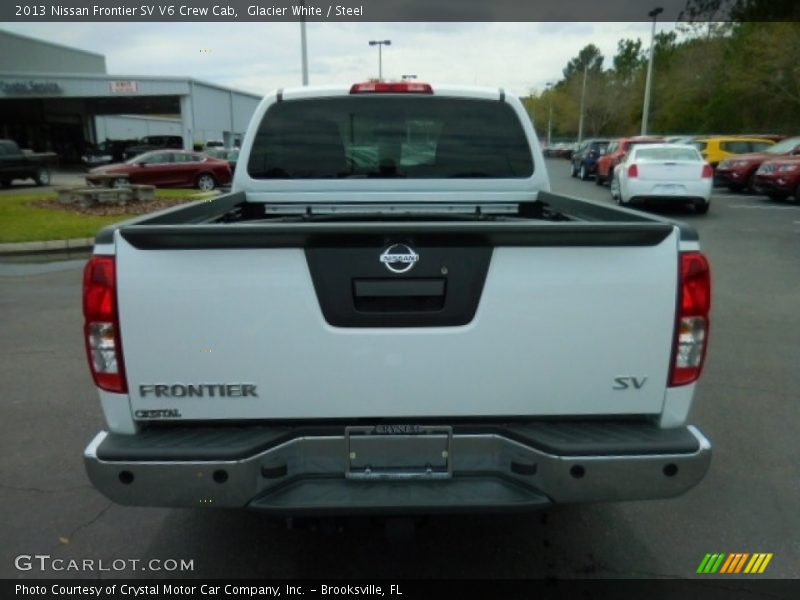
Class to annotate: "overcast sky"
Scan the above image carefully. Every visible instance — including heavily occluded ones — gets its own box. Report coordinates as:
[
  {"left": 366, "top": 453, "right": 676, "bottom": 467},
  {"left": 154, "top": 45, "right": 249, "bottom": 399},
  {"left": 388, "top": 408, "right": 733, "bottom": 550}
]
[{"left": 2, "top": 22, "right": 678, "bottom": 96}]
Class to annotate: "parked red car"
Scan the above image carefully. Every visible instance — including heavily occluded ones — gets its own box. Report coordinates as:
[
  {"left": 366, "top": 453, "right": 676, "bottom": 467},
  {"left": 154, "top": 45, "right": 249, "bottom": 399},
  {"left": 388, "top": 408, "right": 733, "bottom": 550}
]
[
  {"left": 594, "top": 136, "right": 664, "bottom": 185},
  {"left": 752, "top": 156, "right": 800, "bottom": 201},
  {"left": 715, "top": 136, "right": 800, "bottom": 192},
  {"left": 86, "top": 150, "right": 232, "bottom": 191}
]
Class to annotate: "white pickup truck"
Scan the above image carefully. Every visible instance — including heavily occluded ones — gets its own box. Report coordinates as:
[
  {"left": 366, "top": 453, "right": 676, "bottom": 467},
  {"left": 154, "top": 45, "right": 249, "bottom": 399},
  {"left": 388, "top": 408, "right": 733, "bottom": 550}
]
[{"left": 83, "top": 82, "right": 712, "bottom": 514}]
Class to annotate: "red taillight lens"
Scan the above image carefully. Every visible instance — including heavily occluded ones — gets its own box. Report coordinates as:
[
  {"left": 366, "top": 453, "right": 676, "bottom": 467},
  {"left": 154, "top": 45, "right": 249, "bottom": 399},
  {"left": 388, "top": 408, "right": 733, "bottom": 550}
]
[
  {"left": 669, "top": 252, "right": 711, "bottom": 386},
  {"left": 701, "top": 164, "right": 713, "bottom": 178},
  {"left": 627, "top": 164, "right": 639, "bottom": 178},
  {"left": 350, "top": 82, "right": 433, "bottom": 94},
  {"left": 83, "top": 256, "right": 127, "bottom": 393}
]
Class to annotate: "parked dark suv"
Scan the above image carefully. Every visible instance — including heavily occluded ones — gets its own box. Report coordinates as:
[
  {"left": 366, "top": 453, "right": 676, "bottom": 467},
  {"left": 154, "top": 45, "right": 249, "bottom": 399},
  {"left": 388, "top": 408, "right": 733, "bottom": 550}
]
[
  {"left": 122, "top": 135, "right": 184, "bottom": 160},
  {"left": 570, "top": 138, "right": 610, "bottom": 180}
]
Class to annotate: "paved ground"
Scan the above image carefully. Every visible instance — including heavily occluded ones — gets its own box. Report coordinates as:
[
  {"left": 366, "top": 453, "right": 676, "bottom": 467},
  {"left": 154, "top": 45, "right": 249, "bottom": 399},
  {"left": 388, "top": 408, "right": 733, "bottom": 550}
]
[{"left": 1, "top": 160, "right": 798, "bottom": 580}]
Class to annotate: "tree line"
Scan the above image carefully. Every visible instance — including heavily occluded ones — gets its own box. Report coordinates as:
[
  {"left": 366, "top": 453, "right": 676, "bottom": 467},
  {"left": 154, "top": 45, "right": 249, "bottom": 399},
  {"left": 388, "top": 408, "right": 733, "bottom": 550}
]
[{"left": 523, "top": 18, "right": 800, "bottom": 140}]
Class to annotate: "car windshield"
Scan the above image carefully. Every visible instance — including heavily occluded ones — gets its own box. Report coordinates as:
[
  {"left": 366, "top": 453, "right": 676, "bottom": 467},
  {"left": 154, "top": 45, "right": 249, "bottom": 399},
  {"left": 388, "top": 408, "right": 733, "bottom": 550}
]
[
  {"left": 635, "top": 147, "right": 701, "bottom": 161},
  {"left": 248, "top": 96, "right": 533, "bottom": 179},
  {"left": 765, "top": 136, "right": 800, "bottom": 154}
]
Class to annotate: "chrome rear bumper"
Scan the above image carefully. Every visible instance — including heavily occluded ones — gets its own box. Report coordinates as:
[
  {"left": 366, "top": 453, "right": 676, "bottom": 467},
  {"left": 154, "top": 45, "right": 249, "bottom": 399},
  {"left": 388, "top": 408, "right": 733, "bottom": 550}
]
[{"left": 84, "top": 423, "right": 712, "bottom": 514}]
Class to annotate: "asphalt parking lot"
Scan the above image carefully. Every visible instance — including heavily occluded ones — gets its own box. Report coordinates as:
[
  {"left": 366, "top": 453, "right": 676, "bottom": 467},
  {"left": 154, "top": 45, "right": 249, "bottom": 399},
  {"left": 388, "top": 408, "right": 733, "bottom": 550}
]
[{"left": 1, "top": 159, "right": 798, "bottom": 580}]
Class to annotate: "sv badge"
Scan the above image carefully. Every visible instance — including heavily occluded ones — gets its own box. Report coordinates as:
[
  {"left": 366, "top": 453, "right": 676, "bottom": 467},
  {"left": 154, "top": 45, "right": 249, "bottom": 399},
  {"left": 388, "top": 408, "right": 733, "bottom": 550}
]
[{"left": 613, "top": 376, "right": 648, "bottom": 390}]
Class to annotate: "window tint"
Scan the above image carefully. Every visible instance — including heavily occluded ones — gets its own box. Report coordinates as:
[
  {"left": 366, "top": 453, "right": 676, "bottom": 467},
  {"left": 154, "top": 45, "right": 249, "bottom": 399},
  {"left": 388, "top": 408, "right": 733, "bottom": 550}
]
[
  {"left": 143, "top": 153, "right": 172, "bottom": 164},
  {"left": 172, "top": 153, "right": 200, "bottom": 163},
  {"left": 692, "top": 141, "right": 707, "bottom": 151},
  {"left": 720, "top": 141, "right": 751, "bottom": 154},
  {"left": 634, "top": 147, "right": 701, "bottom": 161},
  {"left": 750, "top": 142, "right": 772, "bottom": 152},
  {"left": 248, "top": 96, "right": 533, "bottom": 179}
]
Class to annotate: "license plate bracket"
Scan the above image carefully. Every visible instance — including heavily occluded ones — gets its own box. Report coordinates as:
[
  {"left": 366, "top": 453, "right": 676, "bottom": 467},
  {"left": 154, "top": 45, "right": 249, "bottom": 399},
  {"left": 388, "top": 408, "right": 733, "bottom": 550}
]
[{"left": 345, "top": 425, "right": 453, "bottom": 480}]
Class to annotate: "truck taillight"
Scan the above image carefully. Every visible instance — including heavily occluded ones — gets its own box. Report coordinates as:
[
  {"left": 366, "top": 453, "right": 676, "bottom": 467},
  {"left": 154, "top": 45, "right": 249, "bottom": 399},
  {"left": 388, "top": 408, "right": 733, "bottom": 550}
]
[
  {"left": 701, "top": 164, "right": 713, "bottom": 178},
  {"left": 627, "top": 164, "right": 639, "bottom": 178},
  {"left": 669, "top": 252, "right": 711, "bottom": 386},
  {"left": 350, "top": 82, "right": 433, "bottom": 94},
  {"left": 83, "top": 256, "right": 127, "bottom": 393}
]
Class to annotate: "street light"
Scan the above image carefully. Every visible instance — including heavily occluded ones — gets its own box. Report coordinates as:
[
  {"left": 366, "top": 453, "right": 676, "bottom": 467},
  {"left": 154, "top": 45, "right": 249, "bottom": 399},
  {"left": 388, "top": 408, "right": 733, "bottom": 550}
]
[
  {"left": 368, "top": 40, "right": 391, "bottom": 81},
  {"left": 545, "top": 82, "right": 554, "bottom": 147},
  {"left": 641, "top": 6, "right": 664, "bottom": 135}
]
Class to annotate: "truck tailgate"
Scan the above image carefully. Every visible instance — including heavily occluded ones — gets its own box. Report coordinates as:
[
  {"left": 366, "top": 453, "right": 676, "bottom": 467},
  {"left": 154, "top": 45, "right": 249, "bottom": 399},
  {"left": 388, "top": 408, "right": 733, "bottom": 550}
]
[{"left": 115, "top": 224, "right": 679, "bottom": 420}]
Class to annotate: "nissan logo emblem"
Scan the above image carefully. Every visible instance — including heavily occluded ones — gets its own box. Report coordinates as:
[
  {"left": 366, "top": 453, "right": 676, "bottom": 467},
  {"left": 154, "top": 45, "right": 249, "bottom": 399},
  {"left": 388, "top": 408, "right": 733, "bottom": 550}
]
[{"left": 379, "top": 244, "right": 419, "bottom": 274}]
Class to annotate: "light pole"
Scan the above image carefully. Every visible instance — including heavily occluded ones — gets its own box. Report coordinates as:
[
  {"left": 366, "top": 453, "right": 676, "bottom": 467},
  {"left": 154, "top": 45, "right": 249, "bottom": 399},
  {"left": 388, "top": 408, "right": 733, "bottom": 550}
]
[
  {"left": 577, "top": 65, "right": 588, "bottom": 143},
  {"left": 545, "top": 82, "right": 554, "bottom": 147},
  {"left": 300, "top": 19, "right": 308, "bottom": 85},
  {"left": 641, "top": 7, "right": 663, "bottom": 135},
  {"left": 299, "top": 0, "right": 308, "bottom": 85},
  {"left": 368, "top": 40, "right": 391, "bottom": 81}
]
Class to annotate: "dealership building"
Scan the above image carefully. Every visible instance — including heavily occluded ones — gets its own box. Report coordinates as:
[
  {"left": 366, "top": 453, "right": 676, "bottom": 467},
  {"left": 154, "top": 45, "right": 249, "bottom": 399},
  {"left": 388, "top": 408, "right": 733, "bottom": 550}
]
[{"left": 0, "top": 29, "right": 262, "bottom": 162}]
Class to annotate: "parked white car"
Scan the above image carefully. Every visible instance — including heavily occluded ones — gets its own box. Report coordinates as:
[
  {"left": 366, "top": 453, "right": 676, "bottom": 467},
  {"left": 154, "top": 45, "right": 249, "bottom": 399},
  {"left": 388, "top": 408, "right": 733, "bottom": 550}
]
[{"left": 610, "top": 144, "right": 714, "bottom": 214}]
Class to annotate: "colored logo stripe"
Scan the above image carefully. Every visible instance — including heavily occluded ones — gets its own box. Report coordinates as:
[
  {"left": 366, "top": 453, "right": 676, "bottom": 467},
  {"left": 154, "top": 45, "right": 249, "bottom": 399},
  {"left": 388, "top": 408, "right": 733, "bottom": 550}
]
[
  {"left": 697, "top": 553, "right": 726, "bottom": 574},
  {"left": 720, "top": 553, "right": 749, "bottom": 573},
  {"left": 697, "top": 553, "right": 773, "bottom": 574},
  {"left": 744, "top": 553, "right": 773, "bottom": 574}
]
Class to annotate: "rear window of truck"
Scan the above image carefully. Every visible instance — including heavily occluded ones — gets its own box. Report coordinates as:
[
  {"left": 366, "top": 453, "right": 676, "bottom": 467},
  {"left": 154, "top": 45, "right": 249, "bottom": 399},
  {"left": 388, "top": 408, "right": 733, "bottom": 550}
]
[{"left": 247, "top": 96, "right": 534, "bottom": 179}]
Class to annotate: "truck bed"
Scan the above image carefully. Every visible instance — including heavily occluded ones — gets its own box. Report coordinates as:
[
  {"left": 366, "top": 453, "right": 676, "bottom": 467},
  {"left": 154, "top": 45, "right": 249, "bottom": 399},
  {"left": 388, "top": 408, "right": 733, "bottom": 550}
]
[{"left": 94, "top": 192, "right": 695, "bottom": 422}]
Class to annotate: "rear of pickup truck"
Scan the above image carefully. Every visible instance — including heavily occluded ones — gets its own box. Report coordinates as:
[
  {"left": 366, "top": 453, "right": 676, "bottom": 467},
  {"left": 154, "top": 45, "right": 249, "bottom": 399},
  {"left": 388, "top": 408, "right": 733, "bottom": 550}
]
[{"left": 83, "top": 83, "right": 711, "bottom": 514}]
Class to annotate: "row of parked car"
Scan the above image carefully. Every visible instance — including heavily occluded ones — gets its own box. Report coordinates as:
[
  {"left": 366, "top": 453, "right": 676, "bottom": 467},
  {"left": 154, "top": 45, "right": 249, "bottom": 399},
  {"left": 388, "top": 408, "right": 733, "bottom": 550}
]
[
  {"left": 558, "top": 134, "right": 800, "bottom": 213},
  {"left": 81, "top": 136, "right": 240, "bottom": 191}
]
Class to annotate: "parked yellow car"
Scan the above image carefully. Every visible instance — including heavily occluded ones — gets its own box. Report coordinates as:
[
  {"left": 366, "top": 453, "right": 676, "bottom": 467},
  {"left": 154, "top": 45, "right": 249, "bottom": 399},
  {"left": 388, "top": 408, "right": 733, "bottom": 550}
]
[{"left": 692, "top": 136, "right": 775, "bottom": 168}]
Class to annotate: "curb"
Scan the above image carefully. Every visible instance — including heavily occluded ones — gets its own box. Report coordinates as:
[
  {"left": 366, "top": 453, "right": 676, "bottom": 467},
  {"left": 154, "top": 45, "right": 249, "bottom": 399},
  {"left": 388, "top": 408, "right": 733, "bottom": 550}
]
[{"left": 0, "top": 237, "right": 94, "bottom": 255}]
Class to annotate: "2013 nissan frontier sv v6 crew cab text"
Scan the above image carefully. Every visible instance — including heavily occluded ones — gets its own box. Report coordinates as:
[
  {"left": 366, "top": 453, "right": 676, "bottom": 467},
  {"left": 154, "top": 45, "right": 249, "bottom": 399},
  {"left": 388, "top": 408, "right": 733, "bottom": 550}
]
[{"left": 82, "top": 81, "right": 712, "bottom": 513}]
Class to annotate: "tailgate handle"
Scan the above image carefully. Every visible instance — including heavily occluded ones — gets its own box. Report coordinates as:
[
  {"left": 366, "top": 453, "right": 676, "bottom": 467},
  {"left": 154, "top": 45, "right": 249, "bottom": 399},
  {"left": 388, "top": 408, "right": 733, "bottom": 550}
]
[{"left": 353, "top": 278, "right": 445, "bottom": 298}]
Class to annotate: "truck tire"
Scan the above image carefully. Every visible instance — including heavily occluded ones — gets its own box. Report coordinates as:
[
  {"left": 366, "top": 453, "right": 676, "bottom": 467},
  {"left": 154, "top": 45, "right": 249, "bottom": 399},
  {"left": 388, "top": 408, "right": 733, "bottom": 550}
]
[
  {"left": 196, "top": 173, "right": 216, "bottom": 191},
  {"left": 579, "top": 164, "right": 589, "bottom": 180},
  {"left": 34, "top": 167, "right": 50, "bottom": 186},
  {"left": 569, "top": 162, "right": 577, "bottom": 178},
  {"left": 695, "top": 200, "right": 710, "bottom": 214},
  {"left": 594, "top": 171, "right": 604, "bottom": 186}
]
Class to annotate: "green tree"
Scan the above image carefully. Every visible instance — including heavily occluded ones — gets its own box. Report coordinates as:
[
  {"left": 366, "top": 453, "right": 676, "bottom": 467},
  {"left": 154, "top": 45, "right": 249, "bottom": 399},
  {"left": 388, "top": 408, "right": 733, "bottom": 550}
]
[{"left": 562, "top": 44, "right": 604, "bottom": 80}]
